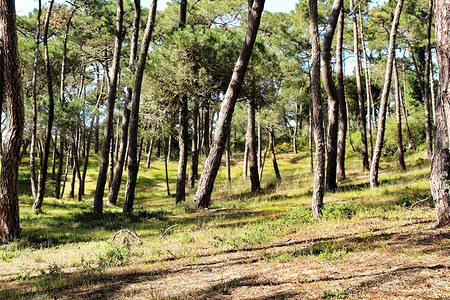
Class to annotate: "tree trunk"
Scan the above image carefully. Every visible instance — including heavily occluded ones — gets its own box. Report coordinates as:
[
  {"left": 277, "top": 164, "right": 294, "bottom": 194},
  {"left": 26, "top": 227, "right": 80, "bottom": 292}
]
[
  {"left": 93, "top": 0, "right": 124, "bottom": 214},
  {"left": 226, "top": 132, "right": 231, "bottom": 183},
  {"left": 164, "top": 134, "right": 170, "bottom": 196},
  {"left": 51, "top": 134, "right": 57, "bottom": 180},
  {"left": 322, "top": 0, "right": 342, "bottom": 192},
  {"left": 108, "top": 133, "right": 115, "bottom": 192},
  {"left": 336, "top": 6, "right": 347, "bottom": 182},
  {"left": 393, "top": 58, "right": 406, "bottom": 171},
  {"left": 370, "top": 0, "right": 403, "bottom": 188},
  {"left": 257, "top": 123, "right": 262, "bottom": 172},
  {"left": 29, "top": 0, "right": 41, "bottom": 200},
  {"left": 424, "top": 0, "right": 434, "bottom": 161},
  {"left": 259, "top": 133, "right": 269, "bottom": 181},
  {"left": 309, "top": 99, "right": 314, "bottom": 173},
  {"left": 269, "top": 127, "right": 281, "bottom": 180},
  {"left": 33, "top": 0, "right": 55, "bottom": 213},
  {"left": 203, "top": 100, "right": 210, "bottom": 156},
  {"left": 350, "top": 0, "right": 369, "bottom": 172},
  {"left": 310, "top": 0, "right": 325, "bottom": 219},
  {"left": 123, "top": 0, "right": 157, "bottom": 213},
  {"left": 293, "top": 101, "right": 299, "bottom": 154},
  {"left": 0, "top": 0, "right": 25, "bottom": 241},
  {"left": 60, "top": 145, "right": 71, "bottom": 198},
  {"left": 176, "top": 96, "right": 189, "bottom": 203},
  {"left": 188, "top": 99, "right": 199, "bottom": 188},
  {"left": 195, "top": 0, "right": 265, "bottom": 208},
  {"left": 430, "top": 0, "right": 450, "bottom": 227},
  {"left": 247, "top": 93, "right": 260, "bottom": 192},
  {"left": 243, "top": 137, "right": 248, "bottom": 179},
  {"left": 146, "top": 137, "right": 154, "bottom": 169}
]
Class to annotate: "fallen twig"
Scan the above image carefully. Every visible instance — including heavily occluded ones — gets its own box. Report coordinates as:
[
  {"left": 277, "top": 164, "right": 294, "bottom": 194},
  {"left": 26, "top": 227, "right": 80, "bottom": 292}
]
[
  {"left": 160, "top": 224, "right": 179, "bottom": 239},
  {"left": 111, "top": 229, "right": 143, "bottom": 245},
  {"left": 408, "top": 195, "right": 432, "bottom": 209}
]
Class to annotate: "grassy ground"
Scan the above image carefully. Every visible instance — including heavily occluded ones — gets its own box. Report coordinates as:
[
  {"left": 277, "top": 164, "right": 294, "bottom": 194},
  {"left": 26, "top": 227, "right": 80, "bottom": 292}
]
[{"left": 1, "top": 146, "right": 449, "bottom": 299}]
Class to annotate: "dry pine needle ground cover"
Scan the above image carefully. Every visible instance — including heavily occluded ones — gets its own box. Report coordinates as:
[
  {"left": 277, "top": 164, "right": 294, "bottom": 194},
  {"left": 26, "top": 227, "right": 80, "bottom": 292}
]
[{"left": 0, "top": 150, "right": 449, "bottom": 299}]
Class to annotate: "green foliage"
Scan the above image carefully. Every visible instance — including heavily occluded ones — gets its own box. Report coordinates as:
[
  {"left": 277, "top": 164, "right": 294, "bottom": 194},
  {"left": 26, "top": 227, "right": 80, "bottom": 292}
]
[
  {"left": 322, "top": 202, "right": 358, "bottom": 220},
  {"left": 323, "top": 289, "right": 349, "bottom": 299},
  {"left": 96, "top": 243, "right": 133, "bottom": 269}
]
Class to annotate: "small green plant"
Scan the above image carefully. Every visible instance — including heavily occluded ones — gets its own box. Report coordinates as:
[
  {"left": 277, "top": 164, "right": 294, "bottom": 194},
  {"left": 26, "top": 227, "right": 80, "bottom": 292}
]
[
  {"left": 96, "top": 243, "right": 133, "bottom": 269},
  {"left": 323, "top": 289, "right": 349, "bottom": 299},
  {"left": 322, "top": 202, "right": 358, "bottom": 220}
]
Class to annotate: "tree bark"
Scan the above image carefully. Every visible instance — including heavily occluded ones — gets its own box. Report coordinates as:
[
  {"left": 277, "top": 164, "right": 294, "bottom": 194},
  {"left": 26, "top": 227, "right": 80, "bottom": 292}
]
[
  {"left": 226, "top": 132, "right": 231, "bottom": 183},
  {"left": 393, "top": 58, "right": 406, "bottom": 171},
  {"left": 33, "top": 0, "right": 55, "bottom": 213},
  {"left": 350, "top": 0, "right": 369, "bottom": 172},
  {"left": 336, "top": 6, "right": 347, "bottom": 182},
  {"left": 430, "top": 0, "right": 450, "bottom": 227},
  {"left": 293, "top": 101, "right": 299, "bottom": 154},
  {"left": 188, "top": 99, "right": 199, "bottom": 188},
  {"left": 164, "top": 134, "right": 170, "bottom": 196},
  {"left": 309, "top": 99, "right": 314, "bottom": 173},
  {"left": 0, "top": 0, "right": 25, "bottom": 241},
  {"left": 310, "top": 0, "right": 326, "bottom": 219},
  {"left": 146, "top": 137, "right": 154, "bottom": 169},
  {"left": 93, "top": 0, "right": 124, "bottom": 213},
  {"left": 424, "top": 0, "right": 434, "bottom": 161},
  {"left": 176, "top": 96, "right": 189, "bottom": 203},
  {"left": 123, "top": 0, "right": 157, "bottom": 213},
  {"left": 322, "top": 0, "right": 342, "bottom": 192},
  {"left": 29, "top": 0, "right": 41, "bottom": 200},
  {"left": 370, "top": 0, "right": 403, "bottom": 188},
  {"left": 195, "top": 0, "right": 265, "bottom": 208},
  {"left": 269, "top": 127, "right": 281, "bottom": 180},
  {"left": 247, "top": 91, "right": 260, "bottom": 192},
  {"left": 243, "top": 137, "right": 248, "bottom": 179},
  {"left": 203, "top": 100, "right": 210, "bottom": 156}
]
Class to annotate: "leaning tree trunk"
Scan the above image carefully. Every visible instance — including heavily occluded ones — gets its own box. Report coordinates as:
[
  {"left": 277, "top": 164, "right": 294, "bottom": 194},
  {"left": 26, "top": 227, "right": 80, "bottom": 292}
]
[
  {"left": 269, "top": 126, "right": 281, "bottom": 180},
  {"left": 195, "top": 0, "right": 265, "bottom": 208},
  {"left": 322, "top": 0, "right": 342, "bottom": 192},
  {"left": 430, "top": 0, "right": 450, "bottom": 227},
  {"left": 370, "top": 0, "right": 403, "bottom": 188},
  {"left": 93, "top": 0, "right": 124, "bottom": 214},
  {"left": 0, "top": 0, "right": 25, "bottom": 242},
  {"left": 247, "top": 90, "right": 260, "bottom": 192},
  {"left": 29, "top": 0, "right": 41, "bottom": 199},
  {"left": 33, "top": 0, "right": 55, "bottom": 213},
  {"left": 309, "top": 0, "right": 326, "bottom": 219},
  {"left": 123, "top": 0, "right": 157, "bottom": 213},
  {"left": 393, "top": 58, "right": 406, "bottom": 171},
  {"left": 107, "top": 0, "right": 140, "bottom": 206},
  {"left": 336, "top": 6, "right": 347, "bottom": 182}
]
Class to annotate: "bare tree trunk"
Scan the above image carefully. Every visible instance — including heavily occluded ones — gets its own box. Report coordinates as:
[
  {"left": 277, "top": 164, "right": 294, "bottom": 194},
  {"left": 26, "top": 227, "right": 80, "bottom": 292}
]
[
  {"left": 226, "top": 132, "right": 231, "bottom": 183},
  {"left": 164, "top": 134, "right": 170, "bottom": 196},
  {"left": 257, "top": 122, "right": 262, "bottom": 172},
  {"left": 146, "top": 137, "right": 154, "bottom": 169},
  {"left": 350, "top": 0, "right": 369, "bottom": 172},
  {"left": 259, "top": 133, "right": 269, "bottom": 181},
  {"left": 309, "top": 99, "right": 314, "bottom": 173},
  {"left": 33, "top": 0, "right": 55, "bottom": 213},
  {"left": 195, "top": 0, "right": 265, "bottom": 208},
  {"left": 247, "top": 93, "right": 260, "bottom": 191},
  {"left": 203, "top": 100, "right": 210, "bottom": 156},
  {"left": 188, "top": 99, "right": 199, "bottom": 188},
  {"left": 322, "top": 0, "right": 342, "bottom": 192},
  {"left": 430, "top": 0, "right": 450, "bottom": 227},
  {"left": 123, "top": 0, "right": 157, "bottom": 213},
  {"left": 293, "top": 102, "right": 299, "bottom": 154},
  {"left": 370, "top": 0, "right": 403, "bottom": 188},
  {"left": 336, "top": 6, "right": 347, "bottom": 182},
  {"left": 176, "top": 96, "right": 189, "bottom": 203},
  {"left": 60, "top": 146, "right": 71, "bottom": 198},
  {"left": 0, "top": 0, "right": 24, "bottom": 241},
  {"left": 359, "top": 5, "right": 374, "bottom": 161},
  {"left": 309, "top": 0, "right": 325, "bottom": 219},
  {"left": 400, "top": 63, "right": 416, "bottom": 150},
  {"left": 108, "top": 133, "right": 115, "bottom": 192},
  {"left": 430, "top": 61, "right": 436, "bottom": 122},
  {"left": 269, "top": 127, "right": 281, "bottom": 180},
  {"left": 424, "top": 0, "right": 434, "bottom": 161},
  {"left": 243, "top": 138, "right": 248, "bottom": 179},
  {"left": 51, "top": 134, "right": 57, "bottom": 179},
  {"left": 93, "top": 0, "right": 124, "bottom": 214},
  {"left": 29, "top": 0, "right": 41, "bottom": 199},
  {"left": 393, "top": 58, "right": 406, "bottom": 171}
]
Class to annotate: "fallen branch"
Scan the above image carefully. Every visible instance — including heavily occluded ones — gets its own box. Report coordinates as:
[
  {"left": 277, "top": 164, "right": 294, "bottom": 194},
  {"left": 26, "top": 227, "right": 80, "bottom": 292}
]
[
  {"left": 408, "top": 195, "right": 432, "bottom": 209},
  {"left": 160, "top": 224, "right": 179, "bottom": 239},
  {"left": 111, "top": 229, "right": 143, "bottom": 245}
]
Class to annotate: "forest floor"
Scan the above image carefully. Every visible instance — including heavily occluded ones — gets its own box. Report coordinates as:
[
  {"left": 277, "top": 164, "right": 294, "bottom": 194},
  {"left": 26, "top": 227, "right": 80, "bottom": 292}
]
[{"left": 1, "top": 148, "right": 449, "bottom": 299}]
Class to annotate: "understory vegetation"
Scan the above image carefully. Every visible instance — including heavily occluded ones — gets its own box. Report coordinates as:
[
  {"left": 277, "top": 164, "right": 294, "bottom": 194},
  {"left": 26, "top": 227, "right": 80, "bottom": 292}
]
[{"left": 1, "top": 146, "right": 449, "bottom": 299}]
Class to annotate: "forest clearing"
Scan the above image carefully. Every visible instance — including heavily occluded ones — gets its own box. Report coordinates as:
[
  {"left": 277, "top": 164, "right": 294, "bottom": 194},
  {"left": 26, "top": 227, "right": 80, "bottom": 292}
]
[
  {"left": 1, "top": 0, "right": 450, "bottom": 298},
  {"left": 1, "top": 149, "right": 449, "bottom": 299}
]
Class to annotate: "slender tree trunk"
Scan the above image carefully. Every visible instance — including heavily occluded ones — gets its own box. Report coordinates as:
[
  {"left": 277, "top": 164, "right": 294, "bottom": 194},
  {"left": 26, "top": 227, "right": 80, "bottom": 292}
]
[
  {"left": 310, "top": 0, "right": 325, "bottom": 219},
  {"left": 60, "top": 146, "right": 71, "bottom": 198},
  {"left": 95, "top": 114, "right": 99, "bottom": 154},
  {"left": 336, "top": 6, "right": 347, "bottom": 182},
  {"left": 393, "top": 58, "right": 406, "bottom": 171},
  {"left": 424, "top": 0, "right": 434, "bottom": 161},
  {"left": 123, "top": 0, "right": 157, "bottom": 213},
  {"left": 137, "top": 136, "right": 144, "bottom": 166},
  {"left": 93, "top": 0, "right": 124, "bottom": 214},
  {"left": 430, "top": 60, "right": 436, "bottom": 122},
  {"left": 293, "top": 101, "right": 299, "bottom": 154},
  {"left": 257, "top": 122, "right": 262, "bottom": 172},
  {"left": 243, "top": 138, "right": 248, "bottom": 179},
  {"left": 108, "top": 133, "right": 115, "bottom": 192},
  {"left": 430, "top": 0, "right": 450, "bottom": 227},
  {"left": 269, "top": 127, "right": 281, "bottom": 180},
  {"left": 400, "top": 63, "right": 416, "bottom": 150},
  {"left": 195, "top": 0, "right": 265, "bottom": 208},
  {"left": 203, "top": 100, "right": 210, "bottom": 156},
  {"left": 226, "top": 132, "right": 231, "bottom": 183},
  {"left": 51, "top": 134, "right": 57, "bottom": 179},
  {"left": 29, "top": 0, "right": 41, "bottom": 200},
  {"left": 322, "top": 0, "right": 341, "bottom": 192},
  {"left": 33, "top": 0, "right": 55, "bottom": 213},
  {"left": 164, "top": 134, "right": 170, "bottom": 196},
  {"left": 146, "top": 137, "right": 154, "bottom": 169},
  {"left": 370, "top": 0, "right": 403, "bottom": 188},
  {"left": 247, "top": 93, "right": 260, "bottom": 191},
  {"left": 359, "top": 5, "right": 373, "bottom": 161},
  {"left": 0, "top": 0, "right": 25, "bottom": 241},
  {"left": 176, "top": 96, "right": 189, "bottom": 203},
  {"left": 309, "top": 99, "right": 314, "bottom": 173},
  {"left": 167, "top": 134, "right": 172, "bottom": 160},
  {"left": 259, "top": 134, "right": 269, "bottom": 181},
  {"left": 350, "top": 0, "right": 369, "bottom": 172},
  {"left": 188, "top": 99, "right": 199, "bottom": 188}
]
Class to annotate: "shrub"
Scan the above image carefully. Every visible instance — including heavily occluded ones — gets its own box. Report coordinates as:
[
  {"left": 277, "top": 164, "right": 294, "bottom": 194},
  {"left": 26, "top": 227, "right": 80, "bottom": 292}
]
[{"left": 322, "top": 201, "right": 358, "bottom": 220}]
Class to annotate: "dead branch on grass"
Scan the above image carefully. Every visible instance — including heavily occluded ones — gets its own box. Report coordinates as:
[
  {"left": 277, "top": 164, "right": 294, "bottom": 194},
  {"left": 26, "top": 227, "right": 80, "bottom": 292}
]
[{"left": 111, "top": 229, "right": 143, "bottom": 245}]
